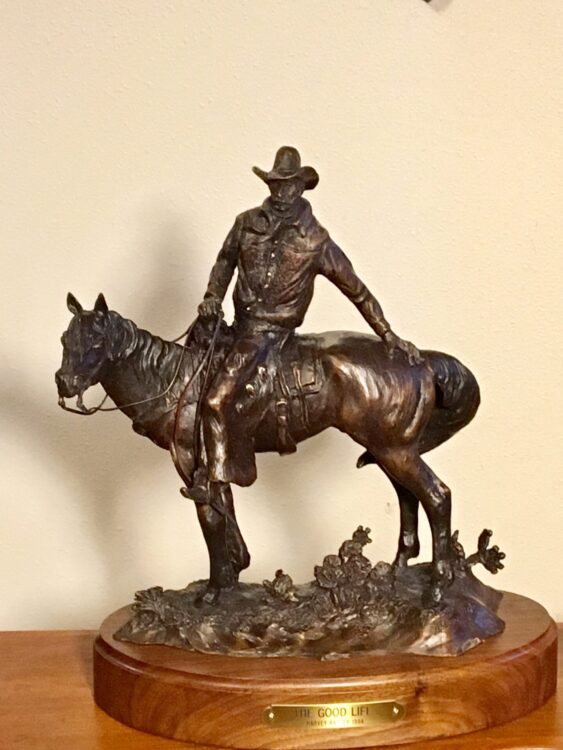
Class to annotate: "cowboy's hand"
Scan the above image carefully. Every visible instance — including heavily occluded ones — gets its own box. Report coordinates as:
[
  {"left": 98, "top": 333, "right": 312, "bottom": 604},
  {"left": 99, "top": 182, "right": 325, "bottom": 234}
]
[
  {"left": 197, "top": 296, "right": 223, "bottom": 320},
  {"left": 383, "top": 331, "right": 424, "bottom": 366}
]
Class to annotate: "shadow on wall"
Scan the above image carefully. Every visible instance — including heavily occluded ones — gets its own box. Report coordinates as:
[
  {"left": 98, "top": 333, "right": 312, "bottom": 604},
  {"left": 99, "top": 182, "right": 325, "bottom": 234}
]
[
  {"left": 426, "top": 0, "right": 455, "bottom": 12},
  {"left": 2, "top": 215, "right": 205, "bottom": 625},
  {"left": 116, "top": 214, "right": 203, "bottom": 334}
]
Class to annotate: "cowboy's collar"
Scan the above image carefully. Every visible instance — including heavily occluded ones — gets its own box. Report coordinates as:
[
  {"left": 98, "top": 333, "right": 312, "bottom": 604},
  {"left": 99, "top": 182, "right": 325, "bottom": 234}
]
[{"left": 258, "top": 197, "right": 312, "bottom": 230}]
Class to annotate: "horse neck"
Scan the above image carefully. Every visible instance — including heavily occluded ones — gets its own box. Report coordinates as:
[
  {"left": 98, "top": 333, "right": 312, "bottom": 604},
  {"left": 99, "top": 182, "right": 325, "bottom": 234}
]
[{"left": 100, "top": 312, "right": 191, "bottom": 423}]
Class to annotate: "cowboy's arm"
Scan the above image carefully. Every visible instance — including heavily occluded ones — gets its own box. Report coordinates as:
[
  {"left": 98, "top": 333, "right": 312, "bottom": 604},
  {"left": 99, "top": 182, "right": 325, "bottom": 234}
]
[
  {"left": 319, "top": 239, "right": 422, "bottom": 365},
  {"left": 199, "top": 217, "right": 241, "bottom": 317}
]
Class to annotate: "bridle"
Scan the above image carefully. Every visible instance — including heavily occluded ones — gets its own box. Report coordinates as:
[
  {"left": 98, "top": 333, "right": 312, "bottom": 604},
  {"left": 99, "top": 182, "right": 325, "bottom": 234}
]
[{"left": 57, "top": 315, "right": 223, "bottom": 416}]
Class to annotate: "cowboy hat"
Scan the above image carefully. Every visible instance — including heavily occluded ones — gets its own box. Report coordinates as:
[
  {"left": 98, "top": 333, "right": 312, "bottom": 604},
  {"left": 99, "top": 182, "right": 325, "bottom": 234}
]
[{"left": 253, "top": 146, "right": 319, "bottom": 190}]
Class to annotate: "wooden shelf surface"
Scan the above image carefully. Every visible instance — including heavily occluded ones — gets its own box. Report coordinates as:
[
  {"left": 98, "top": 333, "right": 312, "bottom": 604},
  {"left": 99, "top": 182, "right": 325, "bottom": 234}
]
[{"left": 1, "top": 626, "right": 561, "bottom": 750}]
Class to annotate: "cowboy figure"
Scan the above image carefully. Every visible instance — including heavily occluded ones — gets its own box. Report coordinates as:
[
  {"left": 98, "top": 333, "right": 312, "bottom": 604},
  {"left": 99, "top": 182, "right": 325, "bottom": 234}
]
[{"left": 197, "top": 146, "right": 421, "bottom": 489}]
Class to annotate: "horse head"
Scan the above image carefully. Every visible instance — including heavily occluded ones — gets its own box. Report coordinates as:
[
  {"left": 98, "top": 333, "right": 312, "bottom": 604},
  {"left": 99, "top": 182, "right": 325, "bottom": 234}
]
[{"left": 56, "top": 292, "right": 111, "bottom": 405}]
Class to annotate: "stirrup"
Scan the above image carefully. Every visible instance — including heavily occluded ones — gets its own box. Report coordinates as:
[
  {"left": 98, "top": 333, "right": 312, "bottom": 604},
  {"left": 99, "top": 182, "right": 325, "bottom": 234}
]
[{"left": 180, "top": 485, "right": 208, "bottom": 504}]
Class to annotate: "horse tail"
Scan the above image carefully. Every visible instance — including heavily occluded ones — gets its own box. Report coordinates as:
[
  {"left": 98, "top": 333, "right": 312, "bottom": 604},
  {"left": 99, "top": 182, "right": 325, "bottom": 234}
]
[
  {"left": 419, "top": 351, "right": 480, "bottom": 453},
  {"left": 356, "top": 351, "right": 480, "bottom": 468}
]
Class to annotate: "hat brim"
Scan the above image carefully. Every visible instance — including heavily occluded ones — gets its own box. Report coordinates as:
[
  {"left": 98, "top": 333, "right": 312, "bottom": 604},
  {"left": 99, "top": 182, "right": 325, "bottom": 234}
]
[{"left": 252, "top": 165, "right": 319, "bottom": 190}]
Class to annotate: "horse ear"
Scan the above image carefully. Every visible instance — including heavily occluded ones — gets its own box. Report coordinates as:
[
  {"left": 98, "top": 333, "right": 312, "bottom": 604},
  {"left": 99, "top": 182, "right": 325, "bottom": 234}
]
[
  {"left": 67, "top": 292, "right": 83, "bottom": 315},
  {"left": 94, "top": 293, "right": 108, "bottom": 313}
]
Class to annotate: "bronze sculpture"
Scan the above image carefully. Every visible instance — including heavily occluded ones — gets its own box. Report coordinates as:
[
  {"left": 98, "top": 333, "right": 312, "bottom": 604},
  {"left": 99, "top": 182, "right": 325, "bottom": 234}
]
[{"left": 56, "top": 147, "right": 506, "bottom": 657}]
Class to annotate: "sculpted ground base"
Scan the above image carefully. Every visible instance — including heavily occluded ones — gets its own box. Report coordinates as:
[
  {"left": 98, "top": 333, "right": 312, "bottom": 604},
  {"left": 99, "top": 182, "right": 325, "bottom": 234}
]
[
  {"left": 114, "top": 527, "right": 507, "bottom": 659},
  {"left": 114, "top": 570, "right": 504, "bottom": 659}
]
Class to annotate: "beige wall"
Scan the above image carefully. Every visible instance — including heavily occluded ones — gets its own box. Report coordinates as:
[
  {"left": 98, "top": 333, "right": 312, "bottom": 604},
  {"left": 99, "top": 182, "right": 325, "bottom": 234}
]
[{"left": 2, "top": 0, "right": 562, "bottom": 628}]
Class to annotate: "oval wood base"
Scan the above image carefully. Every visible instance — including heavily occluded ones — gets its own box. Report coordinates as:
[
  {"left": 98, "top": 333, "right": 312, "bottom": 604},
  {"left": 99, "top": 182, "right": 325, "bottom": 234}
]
[{"left": 93, "top": 592, "right": 557, "bottom": 749}]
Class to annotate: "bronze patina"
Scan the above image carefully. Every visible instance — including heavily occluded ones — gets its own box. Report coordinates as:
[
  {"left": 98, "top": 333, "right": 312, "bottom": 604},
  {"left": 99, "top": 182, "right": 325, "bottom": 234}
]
[{"left": 56, "top": 147, "right": 505, "bottom": 658}]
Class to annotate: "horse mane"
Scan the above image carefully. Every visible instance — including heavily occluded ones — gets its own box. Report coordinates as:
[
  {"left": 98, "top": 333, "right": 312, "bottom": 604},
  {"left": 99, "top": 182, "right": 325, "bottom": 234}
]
[
  {"left": 97, "top": 310, "right": 232, "bottom": 412},
  {"left": 104, "top": 311, "right": 198, "bottom": 393}
]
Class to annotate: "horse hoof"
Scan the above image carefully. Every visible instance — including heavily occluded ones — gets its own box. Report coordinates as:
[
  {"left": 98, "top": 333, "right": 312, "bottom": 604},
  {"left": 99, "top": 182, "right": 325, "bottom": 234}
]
[
  {"left": 422, "top": 585, "right": 443, "bottom": 608},
  {"left": 423, "top": 564, "right": 454, "bottom": 607},
  {"left": 393, "top": 548, "right": 420, "bottom": 568},
  {"left": 203, "top": 589, "right": 221, "bottom": 605},
  {"left": 194, "top": 588, "right": 221, "bottom": 607},
  {"left": 393, "top": 554, "right": 409, "bottom": 568}
]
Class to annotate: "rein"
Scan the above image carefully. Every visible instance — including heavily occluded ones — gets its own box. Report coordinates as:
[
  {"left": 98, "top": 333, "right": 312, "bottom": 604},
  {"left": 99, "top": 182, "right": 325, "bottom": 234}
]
[{"left": 58, "top": 316, "right": 223, "bottom": 417}]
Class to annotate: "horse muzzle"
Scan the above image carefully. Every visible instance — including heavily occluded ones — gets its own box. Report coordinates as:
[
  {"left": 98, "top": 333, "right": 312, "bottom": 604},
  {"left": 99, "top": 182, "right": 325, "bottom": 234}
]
[{"left": 55, "top": 369, "right": 82, "bottom": 399}]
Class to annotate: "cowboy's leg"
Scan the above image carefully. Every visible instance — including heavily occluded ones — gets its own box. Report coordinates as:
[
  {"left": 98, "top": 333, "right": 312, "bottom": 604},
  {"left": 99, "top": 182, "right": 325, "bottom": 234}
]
[{"left": 203, "top": 333, "right": 267, "bottom": 486}]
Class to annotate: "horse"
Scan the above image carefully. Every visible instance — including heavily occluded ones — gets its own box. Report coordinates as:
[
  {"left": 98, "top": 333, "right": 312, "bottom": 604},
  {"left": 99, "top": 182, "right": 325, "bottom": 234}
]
[{"left": 56, "top": 292, "right": 480, "bottom": 603}]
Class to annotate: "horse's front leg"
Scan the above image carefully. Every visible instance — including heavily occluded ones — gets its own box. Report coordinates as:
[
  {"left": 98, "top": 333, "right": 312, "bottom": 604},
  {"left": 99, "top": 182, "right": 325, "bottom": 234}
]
[
  {"left": 195, "top": 498, "right": 237, "bottom": 603},
  {"left": 220, "top": 483, "right": 251, "bottom": 574}
]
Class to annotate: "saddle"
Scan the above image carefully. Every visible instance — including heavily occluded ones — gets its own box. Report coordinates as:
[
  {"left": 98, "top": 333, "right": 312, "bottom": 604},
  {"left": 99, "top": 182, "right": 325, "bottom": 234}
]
[
  {"left": 273, "top": 334, "right": 324, "bottom": 454},
  {"left": 171, "top": 322, "right": 325, "bottom": 488}
]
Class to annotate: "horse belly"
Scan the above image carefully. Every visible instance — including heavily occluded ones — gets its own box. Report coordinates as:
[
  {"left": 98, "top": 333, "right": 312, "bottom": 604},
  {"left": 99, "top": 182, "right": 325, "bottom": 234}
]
[{"left": 328, "top": 347, "right": 435, "bottom": 451}]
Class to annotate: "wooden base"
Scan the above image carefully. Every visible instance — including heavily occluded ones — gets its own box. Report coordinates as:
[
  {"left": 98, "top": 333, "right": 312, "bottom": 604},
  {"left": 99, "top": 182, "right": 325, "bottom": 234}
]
[{"left": 93, "top": 592, "right": 557, "bottom": 749}]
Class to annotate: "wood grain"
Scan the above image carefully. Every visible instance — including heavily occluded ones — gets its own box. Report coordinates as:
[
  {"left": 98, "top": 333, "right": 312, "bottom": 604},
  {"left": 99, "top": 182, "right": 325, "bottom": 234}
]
[{"left": 91, "top": 592, "right": 557, "bottom": 749}]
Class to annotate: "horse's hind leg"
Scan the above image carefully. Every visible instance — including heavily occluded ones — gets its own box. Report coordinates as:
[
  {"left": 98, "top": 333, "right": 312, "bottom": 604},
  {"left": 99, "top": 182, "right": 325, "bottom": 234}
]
[
  {"left": 378, "top": 449, "right": 452, "bottom": 601},
  {"left": 389, "top": 478, "right": 420, "bottom": 567},
  {"left": 358, "top": 454, "right": 420, "bottom": 567}
]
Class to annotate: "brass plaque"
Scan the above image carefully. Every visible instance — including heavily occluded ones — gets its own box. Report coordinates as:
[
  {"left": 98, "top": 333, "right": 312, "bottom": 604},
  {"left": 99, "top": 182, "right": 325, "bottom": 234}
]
[{"left": 265, "top": 700, "right": 405, "bottom": 730}]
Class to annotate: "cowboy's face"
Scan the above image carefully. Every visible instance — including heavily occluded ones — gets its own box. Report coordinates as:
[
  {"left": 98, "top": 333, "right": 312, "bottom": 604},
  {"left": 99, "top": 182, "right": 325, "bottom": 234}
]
[{"left": 268, "top": 178, "right": 304, "bottom": 214}]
